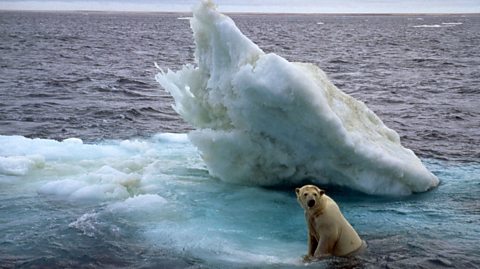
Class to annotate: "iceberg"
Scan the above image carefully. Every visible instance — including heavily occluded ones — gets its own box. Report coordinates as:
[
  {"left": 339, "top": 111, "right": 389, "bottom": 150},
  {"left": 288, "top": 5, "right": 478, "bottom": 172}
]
[{"left": 156, "top": 0, "right": 439, "bottom": 195}]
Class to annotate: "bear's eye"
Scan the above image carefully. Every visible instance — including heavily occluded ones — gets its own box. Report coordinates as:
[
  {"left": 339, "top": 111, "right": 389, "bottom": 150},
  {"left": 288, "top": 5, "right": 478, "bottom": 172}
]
[
  {"left": 304, "top": 193, "right": 308, "bottom": 197},
  {"left": 313, "top": 193, "right": 317, "bottom": 196}
]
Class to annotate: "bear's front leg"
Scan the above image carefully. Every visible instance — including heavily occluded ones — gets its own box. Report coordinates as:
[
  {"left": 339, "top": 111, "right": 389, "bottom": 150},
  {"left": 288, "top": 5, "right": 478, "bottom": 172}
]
[
  {"left": 313, "top": 235, "right": 335, "bottom": 259},
  {"left": 303, "top": 233, "right": 318, "bottom": 262},
  {"left": 308, "top": 233, "right": 318, "bottom": 256}
]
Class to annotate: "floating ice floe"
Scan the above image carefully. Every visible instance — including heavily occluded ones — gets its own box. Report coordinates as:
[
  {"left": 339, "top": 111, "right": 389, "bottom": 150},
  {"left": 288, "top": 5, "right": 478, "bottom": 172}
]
[
  {"left": 441, "top": 22, "right": 463, "bottom": 26},
  {"left": 177, "top": 16, "right": 193, "bottom": 20},
  {"left": 413, "top": 22, "right": 463, "bottom": 28},
  {"left": 156, "top": 0, "right": 439, "bottom": 195},
  {"left": 413, "top": 24, "right": 442, "bottom": 28},
  {"left": 0, "top": 133, "right": 195, "bottom": 202},
  {"left": 0, "top": 155, "right": 45, "bottom": 176}
]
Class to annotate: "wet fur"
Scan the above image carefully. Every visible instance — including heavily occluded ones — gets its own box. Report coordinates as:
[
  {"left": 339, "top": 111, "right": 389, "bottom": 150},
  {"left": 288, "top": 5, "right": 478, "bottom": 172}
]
[{"left": 296, "top": 185, "right": 363, "bottom": 261}]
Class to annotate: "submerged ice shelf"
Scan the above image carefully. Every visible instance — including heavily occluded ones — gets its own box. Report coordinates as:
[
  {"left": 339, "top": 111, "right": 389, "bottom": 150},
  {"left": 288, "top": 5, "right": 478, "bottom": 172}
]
[{"left": 156, "top": 0, "right": 439, "bottom": 195}]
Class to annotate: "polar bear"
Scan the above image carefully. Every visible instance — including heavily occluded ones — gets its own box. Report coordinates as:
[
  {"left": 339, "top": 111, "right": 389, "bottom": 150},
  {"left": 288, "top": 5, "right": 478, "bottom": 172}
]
[{"left": 296, "top": 184, "right": 364, "bottom": 261}]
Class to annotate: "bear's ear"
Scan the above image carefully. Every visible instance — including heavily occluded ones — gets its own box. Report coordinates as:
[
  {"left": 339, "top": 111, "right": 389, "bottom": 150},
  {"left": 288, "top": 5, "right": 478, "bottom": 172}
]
[
  {"left": 295, "top": 188, "right": 300, "bottom": 196},
  {"left": 314, "top": 186, "right": 325, "bottom": 196}
]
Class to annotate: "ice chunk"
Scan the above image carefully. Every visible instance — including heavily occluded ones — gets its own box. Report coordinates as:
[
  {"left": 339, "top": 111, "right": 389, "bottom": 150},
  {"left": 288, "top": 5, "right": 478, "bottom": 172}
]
[
  {"left": 107, "top": 194, "right": 168, "bottom": 213},
  {"left": 156, "top": 1, "right": 439, "bottom": 195},
  {"left": 0, "top": 155, "right": 44, "bottom": 176}
]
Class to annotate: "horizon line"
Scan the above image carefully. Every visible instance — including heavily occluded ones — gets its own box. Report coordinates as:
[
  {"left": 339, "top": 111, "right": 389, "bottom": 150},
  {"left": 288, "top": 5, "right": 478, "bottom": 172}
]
[{"left": 1, "top": 9, "right": 479, "bottom": 15}]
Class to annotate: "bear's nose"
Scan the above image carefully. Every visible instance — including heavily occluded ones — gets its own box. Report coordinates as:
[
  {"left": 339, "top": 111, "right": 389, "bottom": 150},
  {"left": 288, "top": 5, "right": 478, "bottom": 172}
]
[{"left": 307, "top": 199, "right": 315, "bottom": 208}]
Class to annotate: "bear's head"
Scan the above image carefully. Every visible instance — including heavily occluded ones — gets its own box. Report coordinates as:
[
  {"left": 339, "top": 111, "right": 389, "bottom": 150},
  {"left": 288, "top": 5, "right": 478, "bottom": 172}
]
[{"left": 296, "top": 184, "right": 325, "bottom": 211}]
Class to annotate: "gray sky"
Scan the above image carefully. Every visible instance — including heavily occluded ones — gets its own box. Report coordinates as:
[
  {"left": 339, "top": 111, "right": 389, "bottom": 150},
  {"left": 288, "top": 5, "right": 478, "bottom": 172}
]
[{"left": 1, "top": 0, "right": 479, "bottom": 13}]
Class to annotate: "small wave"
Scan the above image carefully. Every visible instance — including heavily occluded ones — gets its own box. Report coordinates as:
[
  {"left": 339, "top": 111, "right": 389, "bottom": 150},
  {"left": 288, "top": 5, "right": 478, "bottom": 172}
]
[
  {"left": 412, "top": 58, "right": 438, "bottom": 63},
  {"left": 57, "top": 35, "right": 81, "bottom": 42},
  {"left": 329, "top": 58, "right": 349, "bottom": 64},
  {"left": 68, "top": 212, "right": 100, "bottom": 237},
  {"left": 92, "top": 109, "right": 115, "bottom": 117},
  {"left": 139, "top": 106, "right": 161, "bottom": 113},
  {"left": 120, "top": 89, "right": 147, "bottom": 98},
  {"left": 92, "top": 85, "right": 147, "bottom": 98},
  {"left": 126, "top": 108, "right": 142, "bottom": 117},
  {"left": 116, "top": 78, "right": 148, "bottom": 86},
  {"left": 24, "top": 93, "right": 54, "bottom": 98},
  {"left": 177, "top": 17, "right": 192, "bottom": 20},
  {"left": 45, "top": 77, "right": 92, "bottom": 87}
]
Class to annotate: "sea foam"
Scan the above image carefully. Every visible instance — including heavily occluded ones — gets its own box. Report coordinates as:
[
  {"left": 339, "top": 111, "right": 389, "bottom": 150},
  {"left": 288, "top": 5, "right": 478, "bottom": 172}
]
[{"left": 156, "top": 0, "right": 439, "bottom": 195}]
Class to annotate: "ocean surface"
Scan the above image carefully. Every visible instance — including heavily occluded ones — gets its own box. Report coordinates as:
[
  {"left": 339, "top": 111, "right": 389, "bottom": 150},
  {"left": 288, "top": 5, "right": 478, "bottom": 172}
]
[{"left": 0, "top": 11, "right": 479, "bottom": 268}]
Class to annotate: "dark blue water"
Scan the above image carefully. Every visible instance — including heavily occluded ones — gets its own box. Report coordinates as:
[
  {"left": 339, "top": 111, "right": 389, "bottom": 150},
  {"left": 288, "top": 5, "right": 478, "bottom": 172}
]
[{"left": 0, "top": 11, "right": 479, "bottom": 268}]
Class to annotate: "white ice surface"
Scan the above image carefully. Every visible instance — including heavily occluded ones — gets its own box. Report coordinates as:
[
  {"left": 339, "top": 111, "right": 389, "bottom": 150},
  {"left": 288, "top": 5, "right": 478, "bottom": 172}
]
[{"left": 156, "top": 0, "right": 439, "bottom": 195}]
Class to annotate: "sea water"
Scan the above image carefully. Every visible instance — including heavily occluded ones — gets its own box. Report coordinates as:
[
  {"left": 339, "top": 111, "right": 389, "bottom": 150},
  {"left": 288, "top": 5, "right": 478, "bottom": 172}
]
[
  {"left": 0, "top": 135, "right": 478, "bottom": 268},
  {"left": 1, "top": 8, "right": 479, "bottom": 269}
]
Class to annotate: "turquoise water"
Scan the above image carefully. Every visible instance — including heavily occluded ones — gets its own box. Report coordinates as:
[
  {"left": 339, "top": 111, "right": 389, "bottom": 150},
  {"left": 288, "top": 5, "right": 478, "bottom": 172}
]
[{"left": 1, "top": 134, "right": 478, "bottom": 268}]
